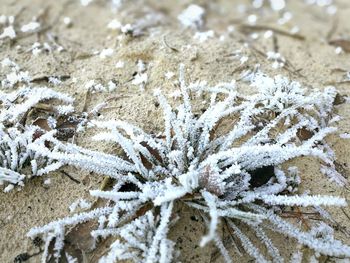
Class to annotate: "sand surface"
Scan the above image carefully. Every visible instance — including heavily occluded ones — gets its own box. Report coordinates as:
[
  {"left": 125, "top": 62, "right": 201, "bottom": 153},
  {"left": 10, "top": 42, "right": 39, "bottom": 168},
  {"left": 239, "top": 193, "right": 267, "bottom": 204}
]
[{"left": 0, "top": 0, "right": 350, "bottom": 262}]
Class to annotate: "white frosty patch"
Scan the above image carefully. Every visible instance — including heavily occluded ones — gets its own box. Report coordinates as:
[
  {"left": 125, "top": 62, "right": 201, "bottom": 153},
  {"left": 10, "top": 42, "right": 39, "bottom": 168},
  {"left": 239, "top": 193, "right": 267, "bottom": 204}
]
[
  {"left": 115, "top": 60, "right": 124, "bottom": 68},
  {"left": 107, "top": 19, "right": 122, "bottom": 30},
  {"left": 121, "top": 23, "right": 133, "bottom": 33},
  {"left": 264, "top": 30, "right": 274, "bottom": 39},
  {"left": 21, "top": 22, "right": 40, "bottom": 32},
  {"left": 100, "top": 48, "right": 114, "bottom": 59},
  {"left": 165, "top": 71, "right": 175, "bottom": 79},
  {"left": 85, "top": 80, "right": 106, "bottom": 93},
  {"left": 137, "top": 60, "right": 146, "bottom": 72},
  {"left": 0, "top": 26, "right": 16, "bottom": 39},
  {"left": 1, "top": 58, "right": 18, "bottom": 69},
  {"left": 267, "top": 51, "right": 286, "bottom": 69},
  {"left": 4, "top": 184, "right": 14, "bottom": 193},
  {"left": 56, "top": 105, "right": 75, "bottom": 115},
  {"left": 320, "top": 165, "right": 348, "bottom": 186},
  {"left": 131, "top": 60, "right": 148, "bottom": 89},
  {"left": 335, "top": 47, "right": 343, "bottom": 55},
  {"left": 49, "top": 77, "right": 62, "bottom": 86},
  {"left": 240, "top": 56, "right": 249, "bottom": 64},
  {"left": 270, "top": 0, "right": 286, "bottom": 11},
  {"left": 108, "top": 81, "right": 117, "bottom": 92},
  {"left": 1, "top": 58, "right": 31, "bottom": 88},
  {"left": 194, "top": 30, "right": 214, "bottom": 43},
  {"left": 81, "top": 0, "right": 93, "bottom": 6},
  {"left": 178, "top": 4, "right": 205, "bottom": 29},
  {"left": 339, "top": 133, "right": 350, "bottom": 139},
  {"left": 0, "top": 15, "right": 7, "bottom": 24},
  {"left": 132, "top": 73, "right": 148, "bottom": 86},
  {"left": 63, "top": 17, "right": 72, "bottom": 27},
  {"left": 69, "top": 199, "right": 92, "bottom": 213},
  {"left": 43, "top": 179, "right": 51, "bottom": 185},
  {"left": 247, "top": 14, "right": 257, "bottom": 25}
]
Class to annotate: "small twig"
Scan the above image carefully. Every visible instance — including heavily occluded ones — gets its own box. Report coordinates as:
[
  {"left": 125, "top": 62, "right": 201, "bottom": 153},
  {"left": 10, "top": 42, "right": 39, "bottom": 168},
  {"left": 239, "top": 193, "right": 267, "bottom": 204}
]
[
  {"left": 32, "top": 103, "right": 55, "bottom": 111},
  {"left": 82, "top": 89, "right": 90, "bottom": 112},
  {"left": 341, "top": 208, "right": 350, "bottom": 222},
  {"left": 31, "top": 75, "right": 70, "bottom": 83},
  {"left": 330, "top": 68, "right": 349, "bottom": 74},
  {"left": 60, "top": 170, "right": 81, "bottom": 184},
  {"left": 273, "top": 34, "right": 279, "bottom": 53},
  {"left": 163, "top": 35, "right": 179, "bottom": 52},
  {"left": 324, "top": 80, "right": 350, "bottom": 85},
  {"left": 239, "top": 24, "right": 305, "bottom": 40},
  {"left": 106, "top": 95, "right": 130, "bottom": 102},
  {"left": 99, "top": 176, "right": 112, "bottom": 191},
  {"left": 329, "top": 39, "right": 350, "bottom": 53}
]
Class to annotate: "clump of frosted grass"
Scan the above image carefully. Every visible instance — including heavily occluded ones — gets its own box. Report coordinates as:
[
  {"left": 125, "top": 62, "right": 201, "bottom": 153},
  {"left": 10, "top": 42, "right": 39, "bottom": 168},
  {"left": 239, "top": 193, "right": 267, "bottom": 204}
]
[{"left": 27, "top": 66, "right": 349, "bottom": 262}]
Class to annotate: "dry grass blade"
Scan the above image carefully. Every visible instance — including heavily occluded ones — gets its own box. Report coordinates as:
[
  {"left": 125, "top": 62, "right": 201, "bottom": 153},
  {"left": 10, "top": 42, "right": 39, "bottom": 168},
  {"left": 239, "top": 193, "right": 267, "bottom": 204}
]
[{"left": 238, "top": 24, "right": 306, "bottom": 40}]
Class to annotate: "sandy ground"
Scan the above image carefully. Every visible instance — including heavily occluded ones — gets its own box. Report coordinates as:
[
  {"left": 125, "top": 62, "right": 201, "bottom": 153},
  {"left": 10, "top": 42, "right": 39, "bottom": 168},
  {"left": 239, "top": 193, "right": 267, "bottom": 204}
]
[{"left": 0, "top": 0, "right": 350, "bottom": 262}]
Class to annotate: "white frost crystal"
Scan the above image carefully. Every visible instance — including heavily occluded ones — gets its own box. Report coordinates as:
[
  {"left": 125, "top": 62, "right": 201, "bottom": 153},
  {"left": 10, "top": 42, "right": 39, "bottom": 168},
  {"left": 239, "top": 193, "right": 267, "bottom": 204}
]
[
  {"left": 194, "top": 30, "right": 215, "bottom": 43},
  {"left": 131, "top": 73, "right": 148, "bottom": 86},
  {"left": 270, "top": 0, "right": 286, "bottom": 10},
  {"left": 20, "top": 21, "right": 40, "bottom": 32},
  {"left": 115, "top": 60, "right": 124, "bottom": 68},
  {"left": 99, "top": 48, "right": 114, "bottom": 59},
  {"left": 0, "top": 26, "right": 16, "bottom": 39},
  {"left": 178, "top": 4, "right": 205, "bottom": 29},
  {"left": 80, "top": 0, "right": 93, "bottom": 6},
  {"left": 107, "top": 19, "right": 122, "bottom": 30},
  {"left": 1, "top": 58, "right": 30, "bottom": 88},
  {"left": 69, "top": 199, "right": 92, "bottom": 212}
]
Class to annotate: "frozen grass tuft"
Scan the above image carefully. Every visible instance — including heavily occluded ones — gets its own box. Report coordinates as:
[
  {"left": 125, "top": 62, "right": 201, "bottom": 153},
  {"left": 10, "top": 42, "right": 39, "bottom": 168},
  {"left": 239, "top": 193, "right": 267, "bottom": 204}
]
[
  {"left": 26, "top": 66, "right": 349, "bottom": 262},
  {"left": 0, "top": 86, "right": 75, "bottom": 191}
]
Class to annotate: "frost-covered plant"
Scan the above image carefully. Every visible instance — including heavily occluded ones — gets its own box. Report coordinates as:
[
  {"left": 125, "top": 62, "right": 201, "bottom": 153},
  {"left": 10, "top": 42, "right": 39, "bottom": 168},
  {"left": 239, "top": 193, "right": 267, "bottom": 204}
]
[
  {"left": 1, "top": 58, "right": 31, "bottom": 88},
  {"left": 237, "top": 70, "right": 346, "bottom": 185},
  {"left": 0, "top": 125, "right": 63, "bottom": 192},
  {"left": 0, "top": 87, "right": 75, "bottom": 191},
  {"left": 0, "top": 86, "right": 74, "bottom": 125},
  {"left": 27, "top": 66, "right": 349, "bottom": 262}
]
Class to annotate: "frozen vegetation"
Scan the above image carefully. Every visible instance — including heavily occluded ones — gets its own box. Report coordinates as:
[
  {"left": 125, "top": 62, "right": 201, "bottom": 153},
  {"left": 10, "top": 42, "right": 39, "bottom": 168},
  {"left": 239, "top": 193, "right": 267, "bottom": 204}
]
[
  {"left": 17, "top": 66, "right": 350, "bottom": 262},
  {"left": 1, "top": 0, "right": 349, "bottom": 262}
]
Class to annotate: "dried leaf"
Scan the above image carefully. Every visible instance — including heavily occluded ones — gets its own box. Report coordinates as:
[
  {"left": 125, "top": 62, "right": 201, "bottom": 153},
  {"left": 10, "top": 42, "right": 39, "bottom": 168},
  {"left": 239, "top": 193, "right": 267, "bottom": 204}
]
[
  {"left": 32, "top": 118, "right": 51, "bottom": 131},
  {"left": 333, "top": 93, "right": 346, "bottom": 105},
  {"left": 64, "top": 221, "right": 98, "bottom": 253},
  {"left": 329, "top": 39, "right": 350, "bottom": 52},
  {"left": 297, "top": 128, "right": 314, "bottom": 141}
]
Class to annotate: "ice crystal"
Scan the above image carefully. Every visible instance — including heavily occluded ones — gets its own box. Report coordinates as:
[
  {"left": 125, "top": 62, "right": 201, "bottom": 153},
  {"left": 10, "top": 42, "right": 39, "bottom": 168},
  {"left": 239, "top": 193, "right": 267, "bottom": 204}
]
[
  {"left": 0, "top": 26, "right": 16, "bottom": 40},
  {"left": 178, "top": 4, "right": 205, "bottom": 29},
  {"left": 27, "top": 66, "right": 349, "bottom": 262},
  {"left": 20, "top": 21, "right": 40, "bottom": 33},
  {"left": 194, "top": 30, "right": 215, "bottom": 43}
]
